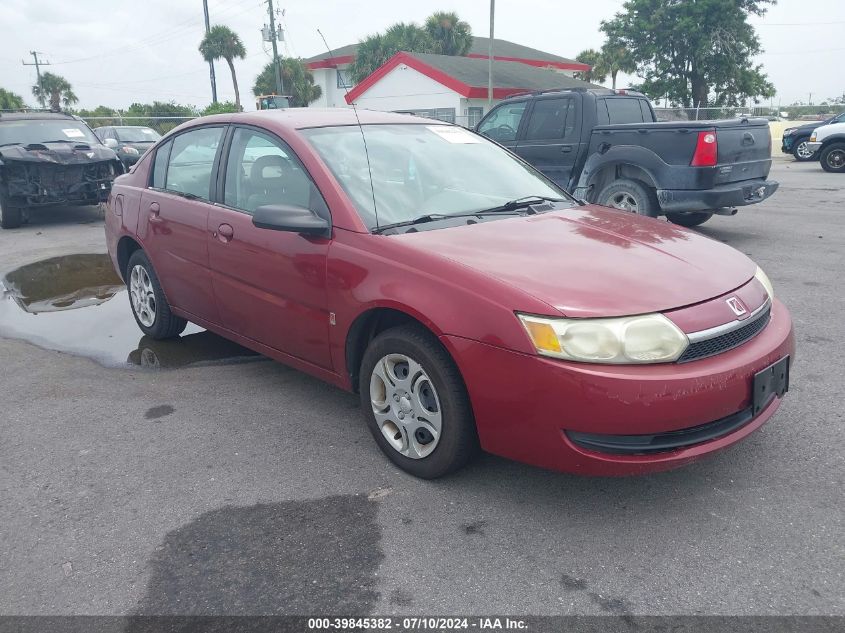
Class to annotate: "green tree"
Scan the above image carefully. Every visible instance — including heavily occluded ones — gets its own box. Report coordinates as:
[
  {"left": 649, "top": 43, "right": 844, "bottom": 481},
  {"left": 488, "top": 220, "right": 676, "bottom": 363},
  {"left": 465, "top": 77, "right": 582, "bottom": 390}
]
[
  {"left": 252, "top": 59, "right": 322, "bottom": 107},
  {"left": 602, "top": 0, "right": 776, "bottom": 107},
  {"left": 0, "top": 88, "right": 25, "bottom": 110},
  {"left": 425, "top": 11, "right": 473, "bottom": 56},
  {"left": 124, "top": 101, "right": 198, "bottom": 133},
  {"left": 201, "top": 101, "right": 240, "bottom": 116},
  {"left": 32, "top": 72, "right": 78, "bottom": 111},
  {"left": 600, "top": 41, "right": 636, "bottom": 90},
  {"left": 199, "top": 25, "right": 247, "bottom": 111},
  {"left": 75, "top": 105, "right": 120, "bottom": 127},
  {"left": 574, "top": 49, "right": 607, "bottom": 84}
]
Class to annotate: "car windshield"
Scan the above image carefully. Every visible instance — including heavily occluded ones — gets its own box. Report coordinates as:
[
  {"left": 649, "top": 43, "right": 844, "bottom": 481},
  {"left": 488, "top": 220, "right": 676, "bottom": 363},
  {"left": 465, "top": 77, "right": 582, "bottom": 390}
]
[
  {"left": 302, "top": 124, "right": 571, "bottom": 230},
  {"left": 0, "top": 119, "right": 100, "bottom": 146},
  {"left": 114, "top": 127, "right": 160, "bottom": 143}
]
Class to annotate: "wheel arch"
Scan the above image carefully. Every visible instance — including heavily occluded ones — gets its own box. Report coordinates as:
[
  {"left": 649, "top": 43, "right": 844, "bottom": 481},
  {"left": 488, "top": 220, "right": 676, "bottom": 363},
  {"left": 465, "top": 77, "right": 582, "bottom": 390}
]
[
  {"left": 345, "top": 306, "right": 446, "bottom": 393},
  {"left": 576, "top": 148, "right": 662, "bottom": 202},
  {"left": 116, "top": 235, "right": 143, "bottom": 281}
]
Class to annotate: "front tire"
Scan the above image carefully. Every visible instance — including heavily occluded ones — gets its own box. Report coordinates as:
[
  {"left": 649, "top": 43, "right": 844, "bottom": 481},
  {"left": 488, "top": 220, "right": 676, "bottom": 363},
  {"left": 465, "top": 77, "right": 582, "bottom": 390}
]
[
  {"left": 125, "top": 250, "right": 187, "bottom": 340},
  {"left": 666, "top": 211, "right": 714, "bottom": 227},
  {"left": 792, "top": 139, "right": 815, "bottom": 162},
  {"left": 596, "top": 179, "right": 659, "bottom": 217},
  {"left": 0, "top": 192, "right": 23, "bottom": 230},
  {"left": 819, "top": 142, "right": 845, "bottom": 173},
  {"left": 359, "top": 324, "right": 478, "bottom": 479}
]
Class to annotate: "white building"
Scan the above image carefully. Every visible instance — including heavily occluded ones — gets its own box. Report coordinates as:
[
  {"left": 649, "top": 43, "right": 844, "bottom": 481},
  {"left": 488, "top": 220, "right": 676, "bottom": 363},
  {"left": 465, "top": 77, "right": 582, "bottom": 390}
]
[{"left": 304, "top": 37, "right": 591, "bottom": 126}]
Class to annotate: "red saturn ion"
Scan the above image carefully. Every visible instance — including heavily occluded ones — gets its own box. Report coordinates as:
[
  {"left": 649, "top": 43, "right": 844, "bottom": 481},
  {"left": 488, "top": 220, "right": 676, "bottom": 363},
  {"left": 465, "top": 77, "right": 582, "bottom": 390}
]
[{"left": 105, "top": 109, "right": 794, "bottom": 479}]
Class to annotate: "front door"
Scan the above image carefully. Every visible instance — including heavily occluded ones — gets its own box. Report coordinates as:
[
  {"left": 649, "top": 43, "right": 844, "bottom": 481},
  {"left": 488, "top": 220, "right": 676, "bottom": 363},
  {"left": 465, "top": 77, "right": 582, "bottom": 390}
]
[
  {"left": 138, "top": 126, "right": 226, "bottom": 323},
  {"left": 207, "top": 126, "right": 333, "bottom": 369},
  {"left": 514, "top": 96, "right": 580, "bottom": 189}
]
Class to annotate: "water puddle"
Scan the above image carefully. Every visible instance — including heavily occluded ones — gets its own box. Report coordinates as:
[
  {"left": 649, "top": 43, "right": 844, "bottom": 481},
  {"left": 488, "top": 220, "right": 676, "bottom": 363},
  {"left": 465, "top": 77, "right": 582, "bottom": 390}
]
[{"left": 0, "top": 254, "right": 261, "bottom": 369}]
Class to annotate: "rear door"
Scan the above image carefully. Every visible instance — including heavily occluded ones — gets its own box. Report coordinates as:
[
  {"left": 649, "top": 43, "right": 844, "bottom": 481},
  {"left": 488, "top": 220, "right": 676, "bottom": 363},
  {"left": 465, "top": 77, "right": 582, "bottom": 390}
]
[
  {"left": 207, "top": 125, "right": 333, "bottom": 369},
  {"left": 138, "top": 125, "right": 225, "bottom": 324},
  {"left": 476, "top": 100, "right": 529, "bottom": 152},
  {"left": 514, "top": 96, "right": 580, "bottom": 188}
]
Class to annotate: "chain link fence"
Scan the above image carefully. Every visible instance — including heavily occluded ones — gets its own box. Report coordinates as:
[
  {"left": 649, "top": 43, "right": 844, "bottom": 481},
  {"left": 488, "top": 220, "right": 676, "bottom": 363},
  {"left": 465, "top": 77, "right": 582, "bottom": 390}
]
[
  {"left": 654, "top": 105, "right": 845, "bottom": 122},
  {"left": 81, "top": 116, "right": 197, "bottom": 136}
]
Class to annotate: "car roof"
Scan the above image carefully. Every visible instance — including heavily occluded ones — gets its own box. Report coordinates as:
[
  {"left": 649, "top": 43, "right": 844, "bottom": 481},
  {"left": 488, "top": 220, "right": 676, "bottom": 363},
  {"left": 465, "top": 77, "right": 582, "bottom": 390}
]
[
  {"left": 175, "top": 108, "right": 448, "bottom": 133},
  {"left": 0, "top": 111, "right": 80, "bottom": 122}
]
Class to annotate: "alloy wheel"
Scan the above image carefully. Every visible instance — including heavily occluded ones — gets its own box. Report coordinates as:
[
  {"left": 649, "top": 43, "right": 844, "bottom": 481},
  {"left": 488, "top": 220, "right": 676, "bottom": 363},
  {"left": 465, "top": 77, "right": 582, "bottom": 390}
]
[
  {"left": 369, "top": 353, "right": 442, "bottom": 459},
  {"left": 608, "top": 191, "right": 640, "bottom": 213},
  {"left": 826, "top": 149, "right": 845, "bottom": 170},
  {"left": 129, "top": 264, "right": 156, "bottom": 327},
  {"left": 795, "top": 141, "right": 813, "bottom": 160}
]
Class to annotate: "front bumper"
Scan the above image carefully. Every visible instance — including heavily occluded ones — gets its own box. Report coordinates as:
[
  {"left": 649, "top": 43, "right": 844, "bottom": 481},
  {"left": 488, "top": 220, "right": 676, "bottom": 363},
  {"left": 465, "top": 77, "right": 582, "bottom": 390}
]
[
  {"left": 657, "top": 179, "right": 779, "bottom": 212},
  {"left": 443, "top": 299, "right": 794, "bottom": 475},
  {"left": 781, "top": 136, "right": 795, "bottom": 152},
  {"left": 806, "top": 142, "right": 823, "bottom": 155}
]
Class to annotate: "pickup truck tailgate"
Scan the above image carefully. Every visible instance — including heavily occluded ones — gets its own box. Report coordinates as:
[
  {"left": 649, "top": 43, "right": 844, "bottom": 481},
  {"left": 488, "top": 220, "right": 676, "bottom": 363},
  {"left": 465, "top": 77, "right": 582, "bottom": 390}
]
[{"left": 713, "top": 118, "right": 772, "bottom": 183}]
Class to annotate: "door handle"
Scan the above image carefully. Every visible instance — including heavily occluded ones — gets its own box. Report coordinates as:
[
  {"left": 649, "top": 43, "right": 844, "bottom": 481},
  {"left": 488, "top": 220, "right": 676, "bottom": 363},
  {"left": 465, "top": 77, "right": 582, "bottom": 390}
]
[
  {"left": 148, "top": 201, "right": 162, "bottom": 223},
  {"left": 215, "top": 223, "right": 234, "bottom": 243},
  {"left": 561, "top": 145, "right": 573, "bottom": 153}
]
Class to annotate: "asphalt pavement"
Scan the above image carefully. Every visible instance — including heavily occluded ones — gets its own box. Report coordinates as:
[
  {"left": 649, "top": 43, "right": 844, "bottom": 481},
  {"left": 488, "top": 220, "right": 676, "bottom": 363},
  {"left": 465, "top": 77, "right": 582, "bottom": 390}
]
[{"left": 0, "top": 157, "right": 842, "bottom": 617}]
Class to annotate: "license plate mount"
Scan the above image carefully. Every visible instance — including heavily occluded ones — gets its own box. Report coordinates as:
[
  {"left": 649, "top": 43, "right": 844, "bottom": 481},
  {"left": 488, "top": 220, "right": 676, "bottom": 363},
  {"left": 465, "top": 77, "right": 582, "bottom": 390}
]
[{"left": 752, "top": 355, "right": 790, "bottom": 415}]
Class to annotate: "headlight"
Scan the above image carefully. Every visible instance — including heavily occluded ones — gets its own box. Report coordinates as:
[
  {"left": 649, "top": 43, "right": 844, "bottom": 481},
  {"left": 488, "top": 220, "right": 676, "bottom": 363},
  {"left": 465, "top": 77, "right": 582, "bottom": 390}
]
[
  {"left": 810, "top": 133, "right": 817, "bottom": 142},
  {"left": 121, "top": 146, "right": 140, "bottom": 155},
  {"left": 518, "top": 313, "right": 689, "bottom": 364},
  {"left": 754, "top": 266, "right": 774, "bottom": 300}
]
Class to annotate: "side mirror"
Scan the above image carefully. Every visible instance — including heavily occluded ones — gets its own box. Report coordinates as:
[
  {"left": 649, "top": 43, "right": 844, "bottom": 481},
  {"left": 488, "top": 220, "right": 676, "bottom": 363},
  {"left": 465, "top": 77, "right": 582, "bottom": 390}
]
[
  {"left": 103, "top": 137, "right": 118, "bottom": 148},
  {"left": 252, "top": 204, "right": 330, "bottom": 237}
]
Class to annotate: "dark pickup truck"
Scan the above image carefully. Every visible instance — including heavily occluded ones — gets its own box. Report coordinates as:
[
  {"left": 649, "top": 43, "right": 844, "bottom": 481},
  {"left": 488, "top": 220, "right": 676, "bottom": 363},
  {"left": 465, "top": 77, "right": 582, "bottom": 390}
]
[{"left": 476, "top": 88, "right": 778, "bottom": 227}]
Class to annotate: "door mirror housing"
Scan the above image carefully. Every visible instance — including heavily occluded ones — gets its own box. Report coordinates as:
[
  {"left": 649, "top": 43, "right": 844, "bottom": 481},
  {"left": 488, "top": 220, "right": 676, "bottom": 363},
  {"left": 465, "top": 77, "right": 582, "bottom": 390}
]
[
  {"left": 103, "top": 137, "right": 119, "bottom": 148},
  {"left": 252, "top": 204, "right": 330, "bottom": 237}
]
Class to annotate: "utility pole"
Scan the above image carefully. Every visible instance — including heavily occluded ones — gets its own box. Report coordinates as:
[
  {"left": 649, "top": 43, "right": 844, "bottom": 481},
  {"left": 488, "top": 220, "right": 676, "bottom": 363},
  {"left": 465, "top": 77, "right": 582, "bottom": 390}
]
[
  {"left": 488, "top": 0, "right": 495, "bottom": 108},
  {"left": 22, "top": 51, "right": 50, "bottom": 109},
  {"left": 203, "top": 0, "right": 218, "bottom": 103},
  {"left": 266, "top": 0, "right": 284, "bottom": 95}
]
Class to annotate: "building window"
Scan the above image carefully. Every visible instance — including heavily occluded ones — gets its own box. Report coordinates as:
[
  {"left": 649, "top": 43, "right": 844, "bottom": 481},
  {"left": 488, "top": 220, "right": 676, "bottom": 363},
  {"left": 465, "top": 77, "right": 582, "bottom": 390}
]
[
  {"left": 337, "top": 69, "right": 353, "bottom": 89},
  {"left": 466, "top": 107, "right": 484, "bottom": 127},
  {"left": 394, "top": 108, "right": 456, "bottom": 124}
]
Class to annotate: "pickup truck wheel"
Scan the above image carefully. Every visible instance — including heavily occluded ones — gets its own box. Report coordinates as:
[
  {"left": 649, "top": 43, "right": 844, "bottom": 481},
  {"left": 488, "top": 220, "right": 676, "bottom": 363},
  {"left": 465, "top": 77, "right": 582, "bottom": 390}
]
[
  {"left": 360, "top": 324, "right": 479, "bottom": 479},
  {"left": 596, "top": 179, "right": 659, "bottom": 218},
  {"left": 125, "top": 250, "right": 187, "bottom": 340},
  {"left": 666, "top": 211, "right": 713, "bottom": 228},
  {"left": 819, "top": 143, "right": 845, "bottom": 173},
  {"left": 0, "top": 193, "right": 23, "bottom": 230},
  {"left": 792, "top": 139, "right": 814, "bottom": 161}
]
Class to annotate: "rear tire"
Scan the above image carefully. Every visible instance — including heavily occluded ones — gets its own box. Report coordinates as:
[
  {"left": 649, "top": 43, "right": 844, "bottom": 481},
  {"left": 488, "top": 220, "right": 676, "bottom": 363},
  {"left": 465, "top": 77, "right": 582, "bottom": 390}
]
[
  {"left": 596, "top": 179, "right": 659, "bottom": 218},
  {"left": 819, "top": 142, "right": 845, "bottom": 173},
  {"left": 125, "top": 250, "right": 187, "bottom": 340},
  {"left": 792, "top": 139, "right": 814, "bottom": 162},
  {"left": 0, "top": 193, "right": 23, "bottom": 230},
  {"left": 359, "top": 324, "right": 478, "bottom": 479},
  {"left": 666, "top": 211, "right": 714, "bottom": 227}
]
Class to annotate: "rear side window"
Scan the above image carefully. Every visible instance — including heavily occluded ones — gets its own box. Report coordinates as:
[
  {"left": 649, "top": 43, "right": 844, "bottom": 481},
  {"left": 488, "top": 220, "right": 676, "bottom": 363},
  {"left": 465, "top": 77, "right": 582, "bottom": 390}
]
[
  {"left": 606, "top": 98, "right": 648, "bottom": 124},
  {"left": 524, "top": 98, "right": 576, "bottom": 141},
  {"left": 164, "top": 126, "right": 224, "bottom": 200},
  {"left": 151, "top": 140, "right": 172, "bottom": 189}
]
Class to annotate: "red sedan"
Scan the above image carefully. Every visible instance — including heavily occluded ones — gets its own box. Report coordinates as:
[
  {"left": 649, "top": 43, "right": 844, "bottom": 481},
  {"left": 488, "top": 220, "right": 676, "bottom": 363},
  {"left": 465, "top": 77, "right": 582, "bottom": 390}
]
[{"left": 105, "top": 109, "right": 794, "bottom": 478}]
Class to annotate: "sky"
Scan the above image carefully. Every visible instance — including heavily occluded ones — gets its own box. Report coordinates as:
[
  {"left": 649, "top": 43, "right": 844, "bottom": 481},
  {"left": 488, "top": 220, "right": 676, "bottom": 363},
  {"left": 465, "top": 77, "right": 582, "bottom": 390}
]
[{"left": 1, "top": 0, "right": 843, "bottom": 111}]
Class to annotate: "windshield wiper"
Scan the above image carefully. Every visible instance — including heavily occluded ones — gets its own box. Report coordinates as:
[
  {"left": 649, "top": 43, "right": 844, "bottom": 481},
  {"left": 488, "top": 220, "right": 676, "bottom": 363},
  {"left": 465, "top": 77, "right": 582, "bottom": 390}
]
[
  {"left": 478, "top": 195, "right": 570, "bottom": 214},
  {"left": 372, "top": 209, "right": 525, "bottom": 234}
]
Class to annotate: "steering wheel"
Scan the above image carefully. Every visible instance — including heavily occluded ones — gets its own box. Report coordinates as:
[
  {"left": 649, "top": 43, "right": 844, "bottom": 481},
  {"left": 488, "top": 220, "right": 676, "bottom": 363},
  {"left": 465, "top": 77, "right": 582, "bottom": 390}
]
[{"left": 495, "top": 124, "right": 516, "bottom": 139}]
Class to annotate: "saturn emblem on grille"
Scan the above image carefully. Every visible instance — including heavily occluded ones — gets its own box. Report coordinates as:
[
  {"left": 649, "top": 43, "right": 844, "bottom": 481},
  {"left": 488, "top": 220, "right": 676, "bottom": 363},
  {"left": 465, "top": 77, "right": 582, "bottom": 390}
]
[{"left": 726, "top": 297, "right": 747, "bottom": 317}]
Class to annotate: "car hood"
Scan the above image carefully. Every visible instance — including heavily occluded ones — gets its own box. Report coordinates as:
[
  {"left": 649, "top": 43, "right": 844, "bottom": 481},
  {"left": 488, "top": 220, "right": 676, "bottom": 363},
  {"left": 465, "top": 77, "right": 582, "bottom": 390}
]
[
  {"left": 393, "top": 205, "right": 756, "bottom": 318},
  {"left": 0, "top": 141, "right": 117, "bottom": 164}
]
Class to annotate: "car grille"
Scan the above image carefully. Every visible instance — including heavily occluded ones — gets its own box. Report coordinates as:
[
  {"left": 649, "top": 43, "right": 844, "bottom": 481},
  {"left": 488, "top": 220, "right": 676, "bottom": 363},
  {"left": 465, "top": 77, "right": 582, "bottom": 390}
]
[
  {"left": 677, "top": 302, "right": 771, "bottom": 363},
  {"left": 567, "top": 406, "right": 755, "bottom": 455}
]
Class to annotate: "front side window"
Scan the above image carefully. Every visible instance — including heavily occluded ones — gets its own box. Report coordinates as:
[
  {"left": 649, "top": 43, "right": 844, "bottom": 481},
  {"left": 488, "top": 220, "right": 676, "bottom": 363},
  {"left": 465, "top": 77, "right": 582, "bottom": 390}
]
[
  {"left": 477, "top": 103, "right": 527, "bottom": 142},
  {"left": 303, "top": 124, "right": 569, "bottom": 230},
  {"left": 164, "top": 126, "right": 224, "bottom": 200},
  {"left": 223, "top": 127, "right": 327, "bottom": 216}
]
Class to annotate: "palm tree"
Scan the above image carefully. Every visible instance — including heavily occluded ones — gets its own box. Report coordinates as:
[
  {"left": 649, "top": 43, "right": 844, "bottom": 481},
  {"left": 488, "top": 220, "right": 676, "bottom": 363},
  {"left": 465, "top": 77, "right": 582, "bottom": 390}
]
[
  {"left": 351, "top": 25, "right": 435, "bottom": 84},
  {"left": 574, "top": 49, "right": 607, "bottom": 85},
  {"left": 600, "top": 42, "right": 636, "bottom": 89},
  {"left": 424, "top": 11, "right": 473, "bottom": 56},
  {"left": 252, "top": 59, "right": 322, "bottom": 107},
  {"left": 32, "top": 72, "right": 78, "bottom": 111},
  {"left": 199, "top": 25, "right": 247, "bottom": 111}
]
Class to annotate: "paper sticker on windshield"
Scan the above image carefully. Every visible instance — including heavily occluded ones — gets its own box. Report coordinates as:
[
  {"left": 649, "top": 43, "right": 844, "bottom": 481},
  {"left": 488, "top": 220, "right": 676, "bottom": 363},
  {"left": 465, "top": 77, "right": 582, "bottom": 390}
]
[
  {"left": 427, "top": 126, "right": 481, "bottom": 143},
  {"left": 62, "top": 128, "right": 85, "bottom": 138}
]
